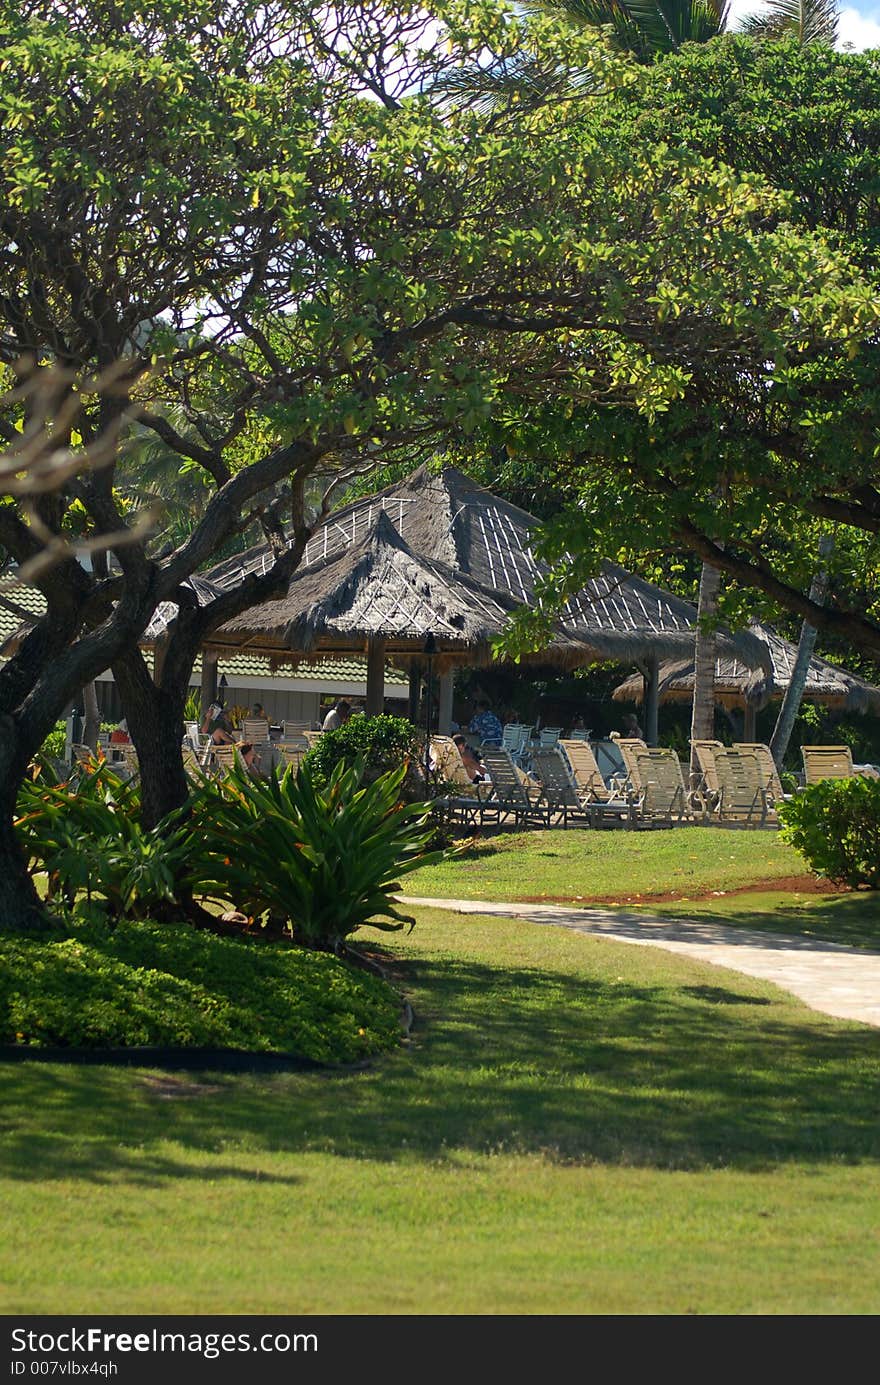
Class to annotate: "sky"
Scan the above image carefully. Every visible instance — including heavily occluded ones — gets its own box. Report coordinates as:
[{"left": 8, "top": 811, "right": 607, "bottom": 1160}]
[{"left": 728, "top": 1, "right": 880, "bottom": 48}]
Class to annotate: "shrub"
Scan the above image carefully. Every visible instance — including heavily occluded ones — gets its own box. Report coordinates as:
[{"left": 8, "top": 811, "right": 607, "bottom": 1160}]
[
  {"left": 0, "top": 916, "right": 401, "bottom": 1060},
  {"left": 16, "top": 759, "right": 194, "bottom": 917},
  {"left": 188, "top": 756, "right": 446, "bottom": 948},
  {"left": 778, "top": 777, "right": 880, "bottom": 889},
  {"left": 305, "top": 713, "right": 420, "bottom": 790}
]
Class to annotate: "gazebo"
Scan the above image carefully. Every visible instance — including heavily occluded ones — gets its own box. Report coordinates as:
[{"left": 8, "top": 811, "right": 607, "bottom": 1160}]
[
  {"left": 612, "top": 622, "right": 880, "bottom": 737},
  {"left": 149, "top": 465, "right": 770, "bottom": 741}
]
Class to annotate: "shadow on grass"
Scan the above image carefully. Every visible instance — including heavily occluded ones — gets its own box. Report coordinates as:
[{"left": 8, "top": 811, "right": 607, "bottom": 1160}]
[
  {"left": 2, "top": 947, "right": 879, "bottom": 1181},
  {"left": 654, "top": 891, "right": 880, "bottom": 952}
]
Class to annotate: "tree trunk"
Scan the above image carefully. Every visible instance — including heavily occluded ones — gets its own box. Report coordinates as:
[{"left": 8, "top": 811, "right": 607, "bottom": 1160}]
[
  {"left": 113, "top": 649, "right": 189, "bottom": 829},
  {"left": 689, "top": 561, "right": 721, "bottom": 783},
  {"left": 82, "top": 680, "right": 101, "bottom": 752},
  {"left": 0, "top": 724, "right": 51, "bottom": 932},
  {"left": 770, "top": 535, "right": 834, "bottom": 769}
]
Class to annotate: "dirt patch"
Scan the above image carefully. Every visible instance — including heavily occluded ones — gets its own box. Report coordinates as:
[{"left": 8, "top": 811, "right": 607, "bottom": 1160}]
[{"left": 516, "top": 875, "right": 846, "bottom": 907}]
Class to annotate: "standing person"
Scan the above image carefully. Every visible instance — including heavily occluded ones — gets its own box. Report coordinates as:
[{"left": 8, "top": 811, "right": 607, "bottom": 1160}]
[
  {"left": 322, "top": 698, "right": 352, "bottom": 732},
  {"left": 468, "top": 697, "right": 503, "bottom": 747}
]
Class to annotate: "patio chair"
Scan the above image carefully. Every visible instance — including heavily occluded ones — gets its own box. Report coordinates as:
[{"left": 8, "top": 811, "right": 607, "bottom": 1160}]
[
  {"left": 181, "top": 746, "right": 206, "bottom": 781},
  {"left": 801, "top": 745, "right": 856, "bottom": 785},
  {"left": 538, "top": 726, "right": 562, "bottom": 746},
  {"left": 630, "top": 748, "right": 691, "bottom": 828},
  {"left": 241, "top": 717, "right": 271, "bottom": 745},
  {"left": 501, "top": 722, "right": 532, "bottom": 765},
  {"left": 206, "top": 742, "right": 243, "bottom": 775},
  {"left": 734, "top": 743, "right": 789, "bottom": 804},
  {"left": 283, "top": 719, "right": 314, "bottom": 738},
  {"left": 529, "top": 747, "right": 593, "bottom": 827},
  {"left": 276, "top": 742, "right": 309, "bottom": 774},
  {"left": 711, "top": 748, "right": 770, "bottom": 826}
]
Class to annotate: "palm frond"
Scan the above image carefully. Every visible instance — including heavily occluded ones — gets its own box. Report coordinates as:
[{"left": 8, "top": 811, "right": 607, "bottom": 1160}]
[{"left": 736, "top": 0, "right": 838, "bottom": 45}]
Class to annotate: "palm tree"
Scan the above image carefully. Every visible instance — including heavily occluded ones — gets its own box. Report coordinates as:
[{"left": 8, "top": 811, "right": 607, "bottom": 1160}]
[{"left": 528, "top": 0, "right": 837, "bottom": 57}]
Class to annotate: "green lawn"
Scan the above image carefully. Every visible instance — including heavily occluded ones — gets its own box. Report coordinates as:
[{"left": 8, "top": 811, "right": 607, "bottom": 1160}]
[
  {"left": 3, "top": 906, "right": 880, "bottom": 1314},
  {"left": 408, "top": 826, "right": 807, "bottom": 902},
  {"left": 644, "top": 889, "right": 880, "bottom": 951}
]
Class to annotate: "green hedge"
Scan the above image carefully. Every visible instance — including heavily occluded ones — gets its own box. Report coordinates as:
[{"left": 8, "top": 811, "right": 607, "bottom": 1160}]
[{"left": 778, "top": 777, "right": 880, "bottom": 890}]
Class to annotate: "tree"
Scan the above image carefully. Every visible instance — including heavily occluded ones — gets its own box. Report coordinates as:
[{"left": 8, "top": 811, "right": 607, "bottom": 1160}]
[
  {"left": 0, "top": 5, "right": 876, "bottom": 930},
  {"left": 486, "top": 38, "right": 880, "bottom": 678}
]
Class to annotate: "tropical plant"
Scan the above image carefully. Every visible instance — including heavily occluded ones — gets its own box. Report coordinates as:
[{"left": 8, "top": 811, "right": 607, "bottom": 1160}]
[
  {"left": 15, "top": 759, "right": 194, "bottom": 917},
  {"left": 188, "top": 757, "right": 446, "bottom": 949},
  {"left": 778, "top": 777, "right": 880, "bottom": 889}
]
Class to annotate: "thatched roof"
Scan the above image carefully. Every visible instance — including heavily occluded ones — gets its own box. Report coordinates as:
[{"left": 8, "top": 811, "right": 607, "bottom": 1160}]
[
  {"left": 159, "top": 465, "right": 770, "bottom": 671},
  {"left": 612, "top": 622, "right": 880, "bottom": 714},
  {"left": 206, "top": 510, "right": 592, "bottom": 666}
]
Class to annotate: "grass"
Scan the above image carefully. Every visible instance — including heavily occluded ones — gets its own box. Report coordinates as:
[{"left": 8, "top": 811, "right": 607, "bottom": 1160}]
[
  {"left": 3, "top": 905, "right": 880, "bottom": 1314},
  {"left": 408, "top": 826, "right": 807, "bottom": 902},
  {"left": 644, "top": 889, "right": 880, "bottom": 951}
]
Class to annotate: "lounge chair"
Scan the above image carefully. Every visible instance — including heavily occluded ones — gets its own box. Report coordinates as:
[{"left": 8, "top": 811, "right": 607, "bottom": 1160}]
[
  {"left": 734, "top": 742, "right": 789, "bottom": 804},
  {"left": 801, "top": 745, "right": 856, "bottom": 785},
  {"left": 558, "top": 738, "right": 614, "bottom": 804},
  {"left": 473, "top": 746, "right": 542, "bottom": 827},
  {"left": 690, "top": 739, "right": 725, "bottom": 817},
  {"left": 712, "top": 748, "right": 770, "bottom": 825},
  {"left": 631, "top": 748, "right": 691, "bottom": 827},
  {"left": 529, "top": 747, "right": 593, "bottom": 826},
  {"left": 612, "top": 737, "right": 649, "bottom": 794}
]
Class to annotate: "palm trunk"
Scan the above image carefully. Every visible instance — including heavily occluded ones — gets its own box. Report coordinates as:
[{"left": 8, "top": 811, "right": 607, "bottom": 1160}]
[
  {"left": 770, "top": 535, "right": 834, "bottom": 769},
  {"left": 689, "top": 561, "right": 721, "bottom": 783}
]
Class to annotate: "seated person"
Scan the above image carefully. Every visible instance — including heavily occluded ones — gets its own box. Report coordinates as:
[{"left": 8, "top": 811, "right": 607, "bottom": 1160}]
[
  {"left": 453, "top": 734, "right": 487, "bottom": 783},
  {"left": 468, "top": 698, "right": 503, "bottom": 747},
  {"left": 249, "top": 701, "right": 268, "bottom": 722},
  {"left": 322, "top": 698, "right": 352, "bottom": 732},
  {"left": 201, "top": 702, "right": 257, "bottom": 770}
]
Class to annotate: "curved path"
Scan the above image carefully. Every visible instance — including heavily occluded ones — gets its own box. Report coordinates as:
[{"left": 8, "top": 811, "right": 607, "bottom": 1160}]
[{"left": 397, "top": 895, "right": 880, "bottom": 1029}]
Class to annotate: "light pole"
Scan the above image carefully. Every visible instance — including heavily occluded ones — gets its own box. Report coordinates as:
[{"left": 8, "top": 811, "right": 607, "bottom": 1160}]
[{"left": 423, "top": 632, "right": 436, "bottom": 789}]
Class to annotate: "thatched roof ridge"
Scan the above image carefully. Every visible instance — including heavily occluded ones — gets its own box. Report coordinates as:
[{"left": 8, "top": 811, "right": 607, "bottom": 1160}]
[
  {"left": 612, "top": 622, "right": 880, "bottom": 714},
  {"left": 168, "top": 465, "right": 771, "bottom": 670},
  {"left": 207, "top": 511, "right": 593, "bottom": 664}
]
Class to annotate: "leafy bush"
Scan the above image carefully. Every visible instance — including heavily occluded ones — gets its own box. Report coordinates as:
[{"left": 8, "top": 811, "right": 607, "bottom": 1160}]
[
  {"left": 16, "top": 759, "right": 194, "bottom": 917},
  {"left": 188, "top": 756, "right": 445, "bottom": 947},
  {"left": 778, "top": 777, "right": 880, "bottom": 889},
  {"left": 305, "top": 713, "right": 420, "bottom": 789},
  {"left": 0, "top": 916, "right": 401, "bottom": 1060},
  {"left": 40, "top": 721, "right": 68, "bottom": 760}
]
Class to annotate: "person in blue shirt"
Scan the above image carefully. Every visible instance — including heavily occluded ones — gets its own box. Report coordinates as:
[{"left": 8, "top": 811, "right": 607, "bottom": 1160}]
[{"left": 468, "top": 698, "right": 503, "bottom": 747}]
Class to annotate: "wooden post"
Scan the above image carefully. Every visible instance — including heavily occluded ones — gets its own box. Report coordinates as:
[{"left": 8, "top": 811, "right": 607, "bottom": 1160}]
[
  {"left": 408, "top": 659, "right": 422, "bottom": 723},
  {"left": 438, "top": 670, "right": 454, "bottom": 734},
  {"left": 743, "top": 700, "right": 757, "bottom": 741},
  {"left": 645, "top": 655, "right": 660, "bottom": 747},
  {"left": 365, "top": 638, "right": 386, "bottom": 716},
  {"left": 200, "top": 651, "right": 218, "bottom": 714}
]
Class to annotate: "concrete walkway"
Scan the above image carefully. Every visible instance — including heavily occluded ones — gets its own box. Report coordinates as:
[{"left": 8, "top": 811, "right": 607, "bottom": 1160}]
[{"left": 397, "top": 895, "right": 880, "bottom": 1029}]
